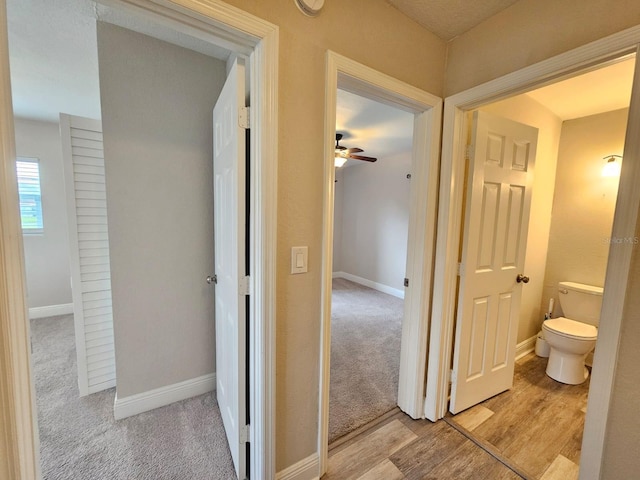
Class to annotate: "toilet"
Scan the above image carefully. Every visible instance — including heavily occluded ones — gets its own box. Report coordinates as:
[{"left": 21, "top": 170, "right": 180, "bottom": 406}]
[{"left": 542, "top": 281, "right": 603, "bottom": 384}]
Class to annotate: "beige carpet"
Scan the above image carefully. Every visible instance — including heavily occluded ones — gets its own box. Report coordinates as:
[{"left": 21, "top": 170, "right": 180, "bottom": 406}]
[
  {"left": 31, "top": 314, "right": 236, "bottom": 480},
  {"left": 329, "top": 278, "right": 403, "bottom": 443}
]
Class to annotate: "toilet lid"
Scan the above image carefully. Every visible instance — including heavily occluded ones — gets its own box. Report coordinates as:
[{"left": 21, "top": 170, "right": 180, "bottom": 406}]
[{"left": 543, "top": 317, "right": 598, "bottom": 340}]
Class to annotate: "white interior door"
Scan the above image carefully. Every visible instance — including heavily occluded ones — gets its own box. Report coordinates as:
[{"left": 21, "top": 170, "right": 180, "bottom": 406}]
[
  {"left": 450, "top": 111, "right": 538, "bottom": 414},
  {"left": 213, "top": 58, "right": 247, "bottom": 479},
  {"left": 60, "top": 113, "right": 116, "bottom": 397}
]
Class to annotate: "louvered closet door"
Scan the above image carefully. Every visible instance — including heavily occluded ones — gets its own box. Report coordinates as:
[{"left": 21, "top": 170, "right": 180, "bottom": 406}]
[{"left": 60, "top": 114, "right": 115, "bottom": 396}]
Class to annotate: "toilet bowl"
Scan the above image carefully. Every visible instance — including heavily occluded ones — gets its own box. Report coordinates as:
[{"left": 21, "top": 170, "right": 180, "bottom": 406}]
[
  {"left": 541, "top": 282, "right": 603, "bottom": 385},
  {"left": 542, "top": 317, "right": 597, "bottom": 384}
]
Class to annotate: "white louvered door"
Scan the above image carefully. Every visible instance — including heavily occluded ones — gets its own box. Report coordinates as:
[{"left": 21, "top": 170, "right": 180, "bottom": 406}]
[
  {"left": 450, "top": 111, "right": 538, "bottom": 414},
  {"left": 60, "top": 114, "right": 116, "bottom": 396}
]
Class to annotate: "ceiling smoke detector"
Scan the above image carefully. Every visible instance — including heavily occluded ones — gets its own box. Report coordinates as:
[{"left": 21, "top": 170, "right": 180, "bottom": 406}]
[{"left": 295, "top": 0, "right": 325, "bottom": 17}]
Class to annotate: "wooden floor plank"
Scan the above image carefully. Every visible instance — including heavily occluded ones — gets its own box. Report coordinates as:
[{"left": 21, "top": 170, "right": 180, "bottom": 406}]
[
  {"left": 454, "top": 405, "right": 494, "bottom": 431},
  {"left": 329, "top": 408, "right": 401, "bottom": 454},
  {"left": 559, "top": 416, "right": 585, "bottom": 464},
  {"left": 395, "top": 413, "right": 443, "bottom": 437},
  {"left": 444, "top": 416, "right": 536, "bottom": 479},
  {"left": 356, "top": 459, "right": 405, "bottom": 480},
  {"left": 449, "top": 354, "right": 588, "bottom": 479},
  {"left": 540, "top": 454, "right": 579, "bottom": 480},
  {"left": 325, "top": 419, "right": 416, "bottom": 480},
  {"left": 420, "top": 439, "right": 523, "bottom": 480},
  {"left": 389, "top": 422, "right": 469, "bottom": 479}
]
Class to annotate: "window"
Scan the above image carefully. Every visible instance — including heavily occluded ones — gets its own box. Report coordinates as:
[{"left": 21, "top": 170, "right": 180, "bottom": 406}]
[{"left": 16, "top": 157, "right": 44, "bottom": 233}]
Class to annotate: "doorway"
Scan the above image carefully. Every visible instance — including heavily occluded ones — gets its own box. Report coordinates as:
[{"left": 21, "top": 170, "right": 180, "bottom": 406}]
[
  {"left": 328, "top": 88, "right": 414, "bottom": 443},
  {"left": 0, "top": 0, "right": 277, "bottom": 478},
  {"left": 319, "top": 51, "right": 442, "bottom": 474},
  {"left": 427, "top": 40, "right": 640, "bottom": 479},
  {"left": 445, "top": 57, "right": 632, "bottom": 477}
]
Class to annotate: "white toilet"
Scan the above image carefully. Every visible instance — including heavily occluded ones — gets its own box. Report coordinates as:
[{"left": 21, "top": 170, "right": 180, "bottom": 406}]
[{"left": 542, "top": 281, "right": 603, "bottom": 384}]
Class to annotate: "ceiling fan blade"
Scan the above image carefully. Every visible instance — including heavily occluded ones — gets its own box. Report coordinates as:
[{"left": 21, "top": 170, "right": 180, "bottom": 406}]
[
  {"left": 348, "top": 154, "right": 377, "bottom": 162},
  {"left": 345, "top": 147, "right": 363, "bottom": 154}
]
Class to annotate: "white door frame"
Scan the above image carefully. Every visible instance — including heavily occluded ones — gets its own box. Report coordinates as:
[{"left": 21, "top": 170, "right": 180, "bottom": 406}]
[
  {"left": 319, "top": 51, "right": 442, "bottom": 474},
  {"left": 426, "top": 26, "right": 640, "bottom": 480},
  {"left": 0, "top": 0, "right": 278, "bottom": 478}
]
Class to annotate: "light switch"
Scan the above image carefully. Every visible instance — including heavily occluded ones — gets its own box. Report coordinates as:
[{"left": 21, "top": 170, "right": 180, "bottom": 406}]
[{"left": 291, "top": 246, "right": 308, "bottom": 274}]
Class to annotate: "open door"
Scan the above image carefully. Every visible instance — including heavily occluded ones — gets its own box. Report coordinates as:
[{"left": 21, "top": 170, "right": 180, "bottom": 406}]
[
  {"left": 213, "top": 58, "right": 248, "bottom": 479},
  {"left": 450, "top": 111, "right": 538, "bottom": 414},
  {"left": 60, "top": 113, "right": 116, "bottom": 397}
]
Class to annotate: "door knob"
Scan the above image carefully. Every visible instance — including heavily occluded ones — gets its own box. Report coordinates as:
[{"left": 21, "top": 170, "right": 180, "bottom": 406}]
[
  {"left": 206, "top": 275, "right": 217, "bottom": 285},
  {"left": 516, "top": 274, "right": 530, "bottom": 284}
]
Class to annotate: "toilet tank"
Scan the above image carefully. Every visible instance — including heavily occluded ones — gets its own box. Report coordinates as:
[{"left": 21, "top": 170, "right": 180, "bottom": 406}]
[{"left": 558, "top": 281, "right": 604, "bottom": 327}]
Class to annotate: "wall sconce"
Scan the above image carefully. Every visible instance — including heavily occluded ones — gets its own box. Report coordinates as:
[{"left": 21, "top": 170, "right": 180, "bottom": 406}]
[{"left": 602, "top": 155, "right": 622, "bottom": 177}]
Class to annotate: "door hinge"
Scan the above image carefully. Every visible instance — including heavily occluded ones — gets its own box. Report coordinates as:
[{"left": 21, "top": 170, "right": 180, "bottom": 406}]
[
  {"left": 404, "top": 278, "right": 409, "bottom": 287},
  {"left": 457, "top": 263, "right": 464, "bottom": 277},
  {"left": 240, "top": 424, "right": 250, "bottom": 444},
  {"left": 465, "top": 144, "right": 473, "bottom": 161},
  {"left": 238, "top": 106, "right": 250, "bottom": 129},
  {"left": 239, "top": 275, "right": 251, "bottom": 295}
]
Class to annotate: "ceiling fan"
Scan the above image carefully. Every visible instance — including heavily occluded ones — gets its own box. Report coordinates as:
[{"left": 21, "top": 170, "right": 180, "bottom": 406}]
[{"left": 334, "top": 133, "right": 377, "bottom": 167}]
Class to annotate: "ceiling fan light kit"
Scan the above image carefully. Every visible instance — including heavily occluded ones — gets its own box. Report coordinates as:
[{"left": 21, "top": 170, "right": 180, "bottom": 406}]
[
  {"left": 295, "top": 0, "right": 325, "bottom": 17},
  {"left": 334, "top": 133, "right": 377, "bottom": 167}
]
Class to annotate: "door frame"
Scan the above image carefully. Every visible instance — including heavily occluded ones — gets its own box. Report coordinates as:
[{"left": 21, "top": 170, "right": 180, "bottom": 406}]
[
  {"left": 319, "top": 51, "right": 442, "bottom": 474},
  {"left": 426, "top": 26, "right": 640, "bottom": 479},
  {"left": 0, "top": 0, "right": 278, "bottom": 478}
]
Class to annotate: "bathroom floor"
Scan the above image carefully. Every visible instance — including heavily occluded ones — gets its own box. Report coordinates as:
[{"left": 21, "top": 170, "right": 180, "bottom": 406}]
[{"left": 448, "top": 352, "right": 590, "bottom": 479}]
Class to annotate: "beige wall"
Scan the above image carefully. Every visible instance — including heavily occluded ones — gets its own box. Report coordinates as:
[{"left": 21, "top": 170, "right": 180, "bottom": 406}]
[
  {"left": 221, "top": 0, "right": 446, "bottom": 469},
  {"left": 445, "top": 0, "right": 640, "bottom": 95},
  {"left": 543, "top": 109, "right": 627, "bottom": 319},
  {"left": 479, "top": 95, "right": 563, "bottom": 343},
  {"left": 97, "top": 23, "right": 227, "bottom": 397},
  {"left": 447, "top": 6, "right": 640, "bottom": 477}
]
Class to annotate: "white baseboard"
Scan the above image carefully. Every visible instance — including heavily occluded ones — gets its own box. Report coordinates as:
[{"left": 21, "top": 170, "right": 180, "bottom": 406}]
[
  {"left": 114, "top": 373, "right": 216, "bottom": 420},
  {"left": 29, "top": 303, "right": 73, "bottom": 319},
  {"left": 276, "top": 453, "right": 319, "bottom": 480},
  {"left": 332, "top": 271, "right": 404, "bottom": 299},
  {"left": 516, "top": 334, "right": 537, "bottom": 360}
]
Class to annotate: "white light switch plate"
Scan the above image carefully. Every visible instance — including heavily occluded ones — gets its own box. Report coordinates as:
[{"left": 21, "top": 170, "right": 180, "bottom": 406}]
[{"left": 291, "top": 246, "right": 308, "bottom": 274}]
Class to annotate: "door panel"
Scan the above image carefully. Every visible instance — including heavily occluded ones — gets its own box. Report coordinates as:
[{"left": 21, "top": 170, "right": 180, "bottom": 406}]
[
  {"left": 213, "top": 58, "right": 247, "bottom": 479},
  {"left": 60, "top": 113, "right": 116, "bottom": 397},
  {"left": 450, "top": 111, "right": 538, "bottom": 414}
]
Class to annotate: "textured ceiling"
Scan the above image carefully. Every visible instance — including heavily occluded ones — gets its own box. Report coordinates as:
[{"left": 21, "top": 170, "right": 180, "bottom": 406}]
[
  {"left": 7, "top": 0, "right": 231, "bottom": 122},
  {"left": 7, "top": 0, "right": 101, "bottom": 122},
  {"left": 387, "top": 0, "right": 521, "bottom": 40}
]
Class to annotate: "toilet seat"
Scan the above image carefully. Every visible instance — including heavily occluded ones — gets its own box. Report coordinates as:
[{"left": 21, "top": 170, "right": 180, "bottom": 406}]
[{"left": 543, "top": 317, "right": 597, "bottom": 341}]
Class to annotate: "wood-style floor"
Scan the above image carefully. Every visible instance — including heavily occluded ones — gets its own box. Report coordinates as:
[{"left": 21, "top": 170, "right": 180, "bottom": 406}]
[
  {"left": 324, "top": 353, "right": 588, "bottom": 480},
  {"left": 449, "top": 353, "right": 588, "bottom": 479}
]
